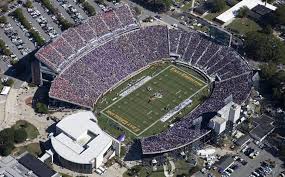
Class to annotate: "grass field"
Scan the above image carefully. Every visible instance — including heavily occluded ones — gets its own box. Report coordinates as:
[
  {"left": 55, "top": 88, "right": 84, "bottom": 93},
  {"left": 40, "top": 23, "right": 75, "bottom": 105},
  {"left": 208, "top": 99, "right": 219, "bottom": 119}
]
[
  {"left": 99, "top": 64, "right": 208, "bottom": 136},
  {"left": 226, "top": 18, "right": 262, "bottom": 35}
]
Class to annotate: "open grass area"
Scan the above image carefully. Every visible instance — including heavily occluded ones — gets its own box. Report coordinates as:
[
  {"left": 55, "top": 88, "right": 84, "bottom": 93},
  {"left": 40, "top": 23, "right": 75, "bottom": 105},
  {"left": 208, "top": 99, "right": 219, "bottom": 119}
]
[
  {"left": 97, "top": 62, "right": 209, "bottom": 140},
  {"left": 227, "top": 18, "right": 262, "bottom": 35},
  {"left": 12, "top": 120, "right": 39, "bottom": 140},
  {"left": 12, "top": 143, "right": 42, "bottom": 156},
  {"left": 181, "top": 1, "right": 193, "bottom": 12}
]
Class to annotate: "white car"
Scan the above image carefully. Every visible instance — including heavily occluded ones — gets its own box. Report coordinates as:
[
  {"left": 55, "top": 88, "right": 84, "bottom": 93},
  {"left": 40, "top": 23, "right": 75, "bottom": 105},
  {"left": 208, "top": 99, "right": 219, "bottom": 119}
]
[{"left": 95, "top": 168, "right": 103, "bottom": 175}]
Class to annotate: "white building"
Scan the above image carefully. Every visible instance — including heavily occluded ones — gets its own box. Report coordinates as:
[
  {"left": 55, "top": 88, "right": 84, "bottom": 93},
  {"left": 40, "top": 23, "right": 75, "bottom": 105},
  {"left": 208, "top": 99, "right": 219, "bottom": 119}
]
[
  {"left": 209, "top": 102, "right": 241, "bottom": 134},
  {"left": 216, "top": 0, "right": 276, "bottom": 24},
  {"left": 51, "top": 111, "right": 118, "bottom": 173}
]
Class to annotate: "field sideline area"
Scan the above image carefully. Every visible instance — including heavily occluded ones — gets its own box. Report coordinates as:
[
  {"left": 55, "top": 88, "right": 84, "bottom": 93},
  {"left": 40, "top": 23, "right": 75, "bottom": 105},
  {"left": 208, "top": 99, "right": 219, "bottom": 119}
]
[{"left": 98, "top": 63, "right": 209, "bottom": 136}]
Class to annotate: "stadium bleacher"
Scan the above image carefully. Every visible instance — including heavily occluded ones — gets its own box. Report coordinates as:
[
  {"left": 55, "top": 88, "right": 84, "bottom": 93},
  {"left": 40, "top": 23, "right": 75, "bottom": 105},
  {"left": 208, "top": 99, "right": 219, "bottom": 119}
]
[{"left": 35, "top": 4, "right": 252, "bottom": 154}]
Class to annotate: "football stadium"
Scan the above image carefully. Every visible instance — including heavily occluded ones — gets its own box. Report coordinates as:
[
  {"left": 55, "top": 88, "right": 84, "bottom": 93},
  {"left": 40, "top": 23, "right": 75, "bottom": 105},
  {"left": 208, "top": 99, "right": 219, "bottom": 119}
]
[{"left": 32, "top": 4, "right": 252, "bottom": 155}]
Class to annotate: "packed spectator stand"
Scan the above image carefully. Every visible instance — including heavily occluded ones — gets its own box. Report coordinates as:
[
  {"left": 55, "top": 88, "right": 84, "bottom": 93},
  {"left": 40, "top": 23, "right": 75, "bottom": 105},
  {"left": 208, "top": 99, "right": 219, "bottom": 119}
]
[{"left": 35, "top": 4, "right": 252, "bottom": 155}]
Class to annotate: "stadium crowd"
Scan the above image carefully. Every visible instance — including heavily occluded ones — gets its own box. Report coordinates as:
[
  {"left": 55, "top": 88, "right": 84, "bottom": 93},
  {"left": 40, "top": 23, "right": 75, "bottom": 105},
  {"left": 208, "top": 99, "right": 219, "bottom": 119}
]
[
  {"left": 35, "top": 4, "right": 252, "bottom": 154},
  {"left": 35, "top": 4, "right": 138, "bottom": 71}
]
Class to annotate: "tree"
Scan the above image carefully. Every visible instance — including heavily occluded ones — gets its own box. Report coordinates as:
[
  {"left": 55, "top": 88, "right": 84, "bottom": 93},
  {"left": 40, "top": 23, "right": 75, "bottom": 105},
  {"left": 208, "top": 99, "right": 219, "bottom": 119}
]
[
  {"left": 262, "top": 25, "right": 273, "bottom": 34},
  {"left": 0, "top": 142, "right": 14, "bottom": 156},
  {"left": 275, "top": 5, "right": 285, "bottom": 26},
  {"left": 135, "top": 0, "right": 172, "bottom": 13},
  {"left": 0, "top": 16, "right": 7, "bottom": 24},
  {"left": 3, "top": 78, "right": 14, "bottom": 86},
  {"left": 244, "top": 31, "right": 285, "bottom": 63},
  {"left": 14, "top": 129, "right": 27, "bottom": 143},
  {"left": 82, "top": 2, "right": 96, "bottom": 16},
  {"left": 210, "top": 0, "right": 226, "bottom": 13},
  {"left": 237, "top": 6, "right": 250, "bottom": 18},
  {"left": 3, "top": 48, "right": 12, "bottom": 56},
  {"left": 24, "top": 0, "right": 33, "bottom": 8},
  {"left": 259, "top": 63, "right": 277, "bottom": 81},
  {"left": 36, "top": 102, "right": 49, "bottom": 114},
  {"left": 0, "top": 128, "right": 15, "bottom": 145}
]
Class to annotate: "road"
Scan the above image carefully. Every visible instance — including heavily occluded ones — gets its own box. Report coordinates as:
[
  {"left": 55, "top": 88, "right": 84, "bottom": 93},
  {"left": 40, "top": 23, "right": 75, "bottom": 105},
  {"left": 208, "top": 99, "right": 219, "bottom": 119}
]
[{"left": 123, "top": 0, "right": 191, "bottom": 32}]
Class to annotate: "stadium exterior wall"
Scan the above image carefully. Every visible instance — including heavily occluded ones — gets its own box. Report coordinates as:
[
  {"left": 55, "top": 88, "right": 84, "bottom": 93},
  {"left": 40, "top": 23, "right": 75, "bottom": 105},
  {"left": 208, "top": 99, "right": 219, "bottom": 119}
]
[{"left": 142, "top": 130, "right": 212, "bottom": 155}]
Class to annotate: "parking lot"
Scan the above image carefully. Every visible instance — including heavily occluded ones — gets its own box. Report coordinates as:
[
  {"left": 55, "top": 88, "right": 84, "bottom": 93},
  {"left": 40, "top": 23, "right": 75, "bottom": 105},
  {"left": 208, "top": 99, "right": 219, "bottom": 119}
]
[
  {"left": 228, "top": 142, "right": 284, "bottom": 177},
  {"left": 194, "top": 140, "right": 284, "bottom": 177}
]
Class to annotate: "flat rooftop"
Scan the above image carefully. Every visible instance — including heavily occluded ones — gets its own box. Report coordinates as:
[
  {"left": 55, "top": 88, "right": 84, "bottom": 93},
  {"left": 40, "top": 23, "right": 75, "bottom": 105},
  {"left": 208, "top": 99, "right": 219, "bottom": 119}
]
[
  {"left": 51, "top": 111, "right": 113, "bottom": 164},
  {"left": 216, "top": 0, "right": 276, "bottom": 24}
]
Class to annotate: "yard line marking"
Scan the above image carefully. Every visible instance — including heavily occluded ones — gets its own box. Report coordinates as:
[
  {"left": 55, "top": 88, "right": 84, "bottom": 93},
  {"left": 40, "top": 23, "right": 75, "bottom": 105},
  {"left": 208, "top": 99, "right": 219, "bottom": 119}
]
[
  {"left": 137, "top": 83, "right": 208, "bottom": 136},
  {"left": 101, "top": 65, "right": 173, "bottom": 112},
  {"left": 172, "top": 65, "right": 207, "bottom": 85},
  {"left": 101, "top": 112, "right": 140, "bottom": 136}
]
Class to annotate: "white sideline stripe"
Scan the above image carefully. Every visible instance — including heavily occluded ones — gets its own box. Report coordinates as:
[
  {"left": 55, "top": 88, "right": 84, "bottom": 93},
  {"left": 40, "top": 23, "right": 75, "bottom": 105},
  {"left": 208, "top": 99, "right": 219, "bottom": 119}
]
[
  {"left": 101, "top": 65, "right": 172, "bottom": 112},
  {"left": 101, "top": 112, "right": 140, "bottom": 136},
  {"left": 100, "top": 65, "right": 209, "bottom": 136},
  {"left": 138, "top": 84, "right": 209, "bottom": 136}
]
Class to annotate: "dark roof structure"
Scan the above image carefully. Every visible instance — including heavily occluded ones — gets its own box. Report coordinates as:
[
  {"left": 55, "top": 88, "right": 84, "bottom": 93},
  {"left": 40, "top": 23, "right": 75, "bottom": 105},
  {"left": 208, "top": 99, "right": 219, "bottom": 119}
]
[
  {"left": 250, "top": 114, "right": 275, "bottom": 141},
  {"left": 235, "top": 135, "right": 251, "bottom": 147},
  {"left": 216, "top": 156, "right": 234, "bottom": 172},
  {"left": 252, "top": 4, "right": 273, "bottom": 16},
  {"left": 18, "top": 153, "right": 57, "bottom": 177}
]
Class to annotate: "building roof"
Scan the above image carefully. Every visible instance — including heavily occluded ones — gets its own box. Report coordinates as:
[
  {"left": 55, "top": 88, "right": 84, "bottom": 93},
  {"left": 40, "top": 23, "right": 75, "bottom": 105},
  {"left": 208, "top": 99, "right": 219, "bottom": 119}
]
[
  {"left": 250, "top": 114, "right": 275, "bottom": 141},
  {"left": 211, "top": 116, "right": 226, "bottom": 124},
  {"left": 216, "top": 156, "right": 235, "bottom": 171},
  {"left": 252, "top": 4, "right": 273, "bottom": 15},
  {"left": 18, "top": 153, "right": 57, "bottom": 177},
  {"left": 51, "top": 111, "right": 113, "bottom": 164},
  {"left": 0, "top": 153, "right": 59, "bottom": 177},
  {"left": 235, "top": 135, "right": 251, "bottom": 147},
  {"left": 216, "top": 0, "right": 276, "bottom": 24}
]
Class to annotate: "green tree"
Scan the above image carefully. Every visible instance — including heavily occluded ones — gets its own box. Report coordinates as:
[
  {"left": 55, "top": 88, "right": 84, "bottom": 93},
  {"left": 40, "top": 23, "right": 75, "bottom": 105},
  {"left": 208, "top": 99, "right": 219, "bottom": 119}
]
[
  {"left": 36, "top": 102, "right": 49, "bottom": 114},
  {"left": 3, "top": 78, "right": 14, "bottom": 86},
  {"left": 210, "top": 0, "right": 226, "bottom": 12},
  {"left": 24, "top": 0, "right": 33, "bottom": 8},
  {"left": 0, "top": 128, "right": 15, "bottom": 145},
  {"left": 244, "top": 32, "right": 285, "bottom": 63},
  {"left": 0, "top": 16, "right": 7, "bottom": 24},
  {"left": 82, "top": 2, "right": 96, "bottom": 16},
  {"left": 259, "top": 63, "right": 277, "bottom": 80},
  {"left": 237, "top": 6, "right": 250, "bottom": 18},
  {"left": 275, "top": 5, "right": 285, "bottom": 26},
  {"left": 135, "top": 0, "right": 172, "bottom": 12},
  {"left": 262, "top": 25, "right": 273, "bottom": 34},
  {"left": 14, "top": 129, "right": 28, "bottom": 143},
  {"left": 3, "top": 48, "right": 12, "bottom": 56},
  {"left": 0, "top": 142, "right": 14, "bottom": 156}
]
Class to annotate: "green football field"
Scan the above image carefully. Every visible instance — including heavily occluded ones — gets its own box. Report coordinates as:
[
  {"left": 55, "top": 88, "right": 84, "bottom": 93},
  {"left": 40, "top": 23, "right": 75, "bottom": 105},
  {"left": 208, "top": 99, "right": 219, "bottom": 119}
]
[{"left": 100, "top": 64, "right": 208, "bottom": 136}]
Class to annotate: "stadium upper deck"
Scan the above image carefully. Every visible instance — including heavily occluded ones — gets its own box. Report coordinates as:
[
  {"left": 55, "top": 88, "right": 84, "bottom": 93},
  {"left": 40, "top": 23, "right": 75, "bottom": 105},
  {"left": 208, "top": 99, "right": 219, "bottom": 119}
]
[
  {"left": 34, "top": 4, "right": 252, "bottom": 154},
  {"left": 35, "top": 4, "right": 138, "bottom": 73}
]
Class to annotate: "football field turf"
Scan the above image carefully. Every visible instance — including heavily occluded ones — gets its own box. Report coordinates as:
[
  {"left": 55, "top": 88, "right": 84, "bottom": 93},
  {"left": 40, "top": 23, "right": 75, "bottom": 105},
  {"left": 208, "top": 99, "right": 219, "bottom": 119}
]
[{"left": 101, "top": 65, "right": 208, "bottom": 136}]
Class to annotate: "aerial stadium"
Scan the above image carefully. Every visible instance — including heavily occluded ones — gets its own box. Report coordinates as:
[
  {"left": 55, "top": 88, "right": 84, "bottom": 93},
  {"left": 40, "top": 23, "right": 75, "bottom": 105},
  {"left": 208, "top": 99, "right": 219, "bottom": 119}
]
[{"left": 31, "top": 4, "right": 252, "bottom": 156}]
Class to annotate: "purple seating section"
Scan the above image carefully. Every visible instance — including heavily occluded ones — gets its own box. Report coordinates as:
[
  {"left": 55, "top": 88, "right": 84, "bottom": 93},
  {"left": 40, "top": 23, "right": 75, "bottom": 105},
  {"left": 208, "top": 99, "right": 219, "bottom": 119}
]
[{"left": 35, "top": 4, "right": 138, "bottom": 71}]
